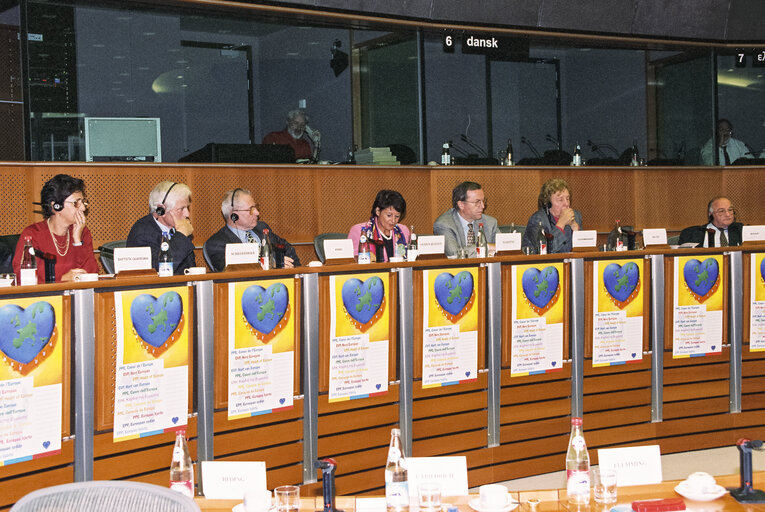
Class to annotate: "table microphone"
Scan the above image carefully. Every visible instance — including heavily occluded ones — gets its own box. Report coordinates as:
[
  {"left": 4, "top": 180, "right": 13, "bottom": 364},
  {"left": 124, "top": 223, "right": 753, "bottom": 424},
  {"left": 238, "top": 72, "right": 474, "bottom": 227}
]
[{"left": 315, "top": 458, "right": 344, "bottom": 512}]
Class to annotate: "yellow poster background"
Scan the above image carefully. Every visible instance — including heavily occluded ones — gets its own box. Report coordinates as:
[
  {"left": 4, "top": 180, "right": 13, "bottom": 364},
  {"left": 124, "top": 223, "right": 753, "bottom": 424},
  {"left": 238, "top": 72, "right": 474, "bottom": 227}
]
[
  {"left": 426, "top": 267, "right": 479, "bottom": 332},
  {"left": 233, "top": 278, "right": 295, "bottom": 353},
  {"left": 755, "top": 253, "right": 765, "bottom": 302},
  {"left": 332, "top": 272, "right": 390, "bottom": 343},
  {"left": 119, "top": 286, "right": 189, "bottom": 368},
  {"left": 0, "top": 295, "right": 63, "bottom": 387},
  {"left": 514, "top": 262, "right": 564, "bottom": 323},
  {"left": 597, "top": 258, "right": 644, "bottom": 317},
  {"left": 677, "top": 255, "right": 723, "bottom": 310}
]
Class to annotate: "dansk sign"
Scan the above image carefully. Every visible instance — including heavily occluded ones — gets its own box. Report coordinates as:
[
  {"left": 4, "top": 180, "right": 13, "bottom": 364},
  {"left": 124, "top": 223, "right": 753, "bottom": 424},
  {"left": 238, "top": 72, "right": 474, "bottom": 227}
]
[{"left": 443, "top": 32, "right": 528, "bottom": 59}]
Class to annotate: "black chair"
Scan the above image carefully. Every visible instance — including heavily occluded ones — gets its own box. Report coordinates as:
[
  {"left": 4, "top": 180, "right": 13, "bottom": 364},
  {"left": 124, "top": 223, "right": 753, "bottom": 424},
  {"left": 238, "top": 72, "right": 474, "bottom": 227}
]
[
  {"left": 98, "top": 240, "right": 127, "bottom": 274},
  {"left": 498, "top": 224, "right": 525, "bottom": 237},
  {"left": 0, "top": 234, "right": 20, "bottom": 274},
  {"left": 314, "top": 232, "right": 349, "bottom": 263}
]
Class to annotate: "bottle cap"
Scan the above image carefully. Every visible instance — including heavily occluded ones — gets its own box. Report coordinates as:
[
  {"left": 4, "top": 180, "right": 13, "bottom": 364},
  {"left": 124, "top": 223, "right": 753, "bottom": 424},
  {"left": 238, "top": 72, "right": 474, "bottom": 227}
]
[
  {"left": 571, "top": 417, "right": 583, "bottom": 426},
  {"left": 177, "top": 428, "right": 186, "bottom": 436},
  {"left": 391, "top": 427, "right": 401, "bottom": 436}
]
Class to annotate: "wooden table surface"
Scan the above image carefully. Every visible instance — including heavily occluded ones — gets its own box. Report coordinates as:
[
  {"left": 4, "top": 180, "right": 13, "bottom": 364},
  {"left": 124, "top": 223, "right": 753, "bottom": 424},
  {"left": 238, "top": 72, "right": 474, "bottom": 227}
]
[{"left": 196, "top": 473, "right": 765, "bottom": 512}]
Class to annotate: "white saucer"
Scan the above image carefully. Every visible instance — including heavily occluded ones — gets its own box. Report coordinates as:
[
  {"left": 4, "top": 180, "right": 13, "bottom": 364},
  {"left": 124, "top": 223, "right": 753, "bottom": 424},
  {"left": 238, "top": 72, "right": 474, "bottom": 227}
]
[
  {"left": 469, "top": 497, "right": 519, "bottom": 512},
  {"left": 674, "top": 482, "right": 728, "bottom": 501}
]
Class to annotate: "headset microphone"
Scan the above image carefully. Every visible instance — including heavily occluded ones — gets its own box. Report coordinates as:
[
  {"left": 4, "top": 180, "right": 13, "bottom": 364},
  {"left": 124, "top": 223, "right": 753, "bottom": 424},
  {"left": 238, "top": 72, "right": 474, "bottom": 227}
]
[
  {"left": 230, "top": 188, "right": 242, "bottom": 223},
  {"left": 155, "top": 182, "right": 177, "bottom": 216}
]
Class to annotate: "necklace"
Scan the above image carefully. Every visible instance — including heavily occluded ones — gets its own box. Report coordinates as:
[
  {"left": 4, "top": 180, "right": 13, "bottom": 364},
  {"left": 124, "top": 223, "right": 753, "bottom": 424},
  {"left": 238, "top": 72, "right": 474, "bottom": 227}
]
[{"left": 47, "top": 219, "right": 70, "bottom": 256}]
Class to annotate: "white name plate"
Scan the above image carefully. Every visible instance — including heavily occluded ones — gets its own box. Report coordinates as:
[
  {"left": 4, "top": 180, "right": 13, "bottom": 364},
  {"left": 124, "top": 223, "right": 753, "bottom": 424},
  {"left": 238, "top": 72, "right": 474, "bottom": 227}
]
[
  {"left": 324, "top": 238, "right": 354, "bottom": 260},
  {"left": 495, "top": 232, "right": 522, "bottom": 251},
  {"left": 114, "top": 246, "right": 152, "bottom": 273},
  {"left": 597, "top": 445, "right": 662, "bottom": 487},
  {"left": 572, "top": 229, "right": 597, "bottom": 248},
  {"left": 201, "top": 460, "right": 266, "bottom": 499},
  {"left": 406, "top": 456, "right": 468, "bottom": 497},
  {"left": 642, "top": 228, "right": 668, "bottom": 246},
  {"left": 226, "top": 242, "right": 259, "bottom": 266},
  {"left": 743, "top": 225, "right": 765, "bottom": 242},
  {"left": 418, "top": 235, "right": 445, "bottom": 255}
]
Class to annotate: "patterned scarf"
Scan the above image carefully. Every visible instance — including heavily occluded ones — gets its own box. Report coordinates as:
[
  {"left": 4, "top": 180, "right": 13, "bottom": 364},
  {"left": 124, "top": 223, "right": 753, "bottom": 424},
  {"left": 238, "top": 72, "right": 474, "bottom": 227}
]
[{"left": 367, "top": 216, "right": 406, "bottom": 261}]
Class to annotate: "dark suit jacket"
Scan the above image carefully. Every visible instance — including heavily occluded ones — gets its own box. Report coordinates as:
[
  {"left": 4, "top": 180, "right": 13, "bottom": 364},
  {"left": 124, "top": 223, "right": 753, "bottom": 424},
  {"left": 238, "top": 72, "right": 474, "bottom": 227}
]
[
  {"left": 126, "top": 214, "right": 196, "bottom": 274},
  {"left": 204, "top": 222, "right": 300, "bottom": 272},
  {"left": 678, "top": 222, "right": 743, "bottom": 247}
]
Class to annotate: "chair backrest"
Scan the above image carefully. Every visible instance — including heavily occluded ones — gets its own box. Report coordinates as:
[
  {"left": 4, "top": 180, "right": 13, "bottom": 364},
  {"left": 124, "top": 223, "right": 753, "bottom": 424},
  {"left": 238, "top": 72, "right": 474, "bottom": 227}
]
[
  {"left": 98, "top": 240, "right": 127, "bottom": 274},
  {"left": 11, "top": 480, "right": 201, "bottom": 512},
  {"left": 0, "top": 234, "right": 20, "bottom": 274},
  {"left": 668, "top": 234, "right": 680, "bottom": 246},
  {"left": 314, "top": 232, "right": 349, "bottom": 263},
  {"left": 202, "top": 240, "right": 216, "bottom": 271},
  {"left": 498, "top": 224, "right": 525, "bottom": 236}
]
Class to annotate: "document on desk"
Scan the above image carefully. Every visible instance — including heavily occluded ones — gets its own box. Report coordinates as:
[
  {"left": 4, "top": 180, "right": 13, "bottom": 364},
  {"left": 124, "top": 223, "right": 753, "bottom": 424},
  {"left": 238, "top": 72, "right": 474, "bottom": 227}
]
[
  {"left": 750, "top": 254, "right": 765, "bottom": 351},
  {"left": 113, "top": 286, "right": 190, "bottom": 441},
  {"left": 328, "top": 273, "right": 390, "bottom": 402},
  {"left": 591, "top": 259, "right": 644, "bottom": 366},
  {"left": 510, "top": 263, "right": 564, "bottom": 376},
  {"left": 0, "top": 295, "right": 64, "bottom": 465},
  {"left": 227, "top": 279, "right": 295, "bottom": 419},
  {"left": 672, "top": 256, "right": 723, "bottom": 357},
  {"left": 421, "top": 268, "right": 479, "bottom": 388}
]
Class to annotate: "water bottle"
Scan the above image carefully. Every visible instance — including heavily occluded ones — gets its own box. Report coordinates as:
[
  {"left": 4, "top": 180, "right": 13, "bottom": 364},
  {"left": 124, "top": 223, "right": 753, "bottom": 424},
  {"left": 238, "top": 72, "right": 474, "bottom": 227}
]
[
  {"left": 566, "top": 417, "right": 590, "bottom": 506},
  {"left": 358, "top": 227, "right": 372, "bottom": 264},
  {"left": 572, "top": 143, "right": 583, "bottom": 166},
  {"left": 630, "top": 140, "right": 640, "bottom": 166},
  {"left": 441, "top": 142, "right": 451, "bottom": 165},
  {"left": 537, "top": 222, "right": 548, "bottom": 255},
  {"left": 169, "top": 429, "right": 194, "bottom": 498},
  {"left": 504, "top": 139, "right": 514, "bottom": 166},
  {"left": 158, "top": 232, "right": 173, "bottom": 277},
  {"left": 260, "top": 229, "right": 274, "bottom": 270},
  {"left": 407, "top": 226, "right": 418, "bottom": 262},
  {"left": 614, "top": 220, "right": 624, "bottom": 251},
  {"left": 20, "top": 236, "right": 38, "bottom": 286},
  {"left": 476, "top": 223, "right": 488, "bottom": 258},
  {"left": 385, "top": 428, "right": 409, "bottom": 512}
]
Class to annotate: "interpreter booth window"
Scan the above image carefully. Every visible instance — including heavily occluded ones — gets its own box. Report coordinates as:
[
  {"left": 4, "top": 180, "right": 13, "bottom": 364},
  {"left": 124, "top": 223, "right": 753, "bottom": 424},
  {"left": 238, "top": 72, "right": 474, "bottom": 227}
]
[{"left": 22, "top": 0, "right": 354, "bottom": 163}]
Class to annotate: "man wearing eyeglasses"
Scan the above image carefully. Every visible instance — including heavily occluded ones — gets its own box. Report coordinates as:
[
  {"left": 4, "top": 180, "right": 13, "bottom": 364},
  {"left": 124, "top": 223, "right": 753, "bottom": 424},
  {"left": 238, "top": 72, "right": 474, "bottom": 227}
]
[
  {"left": 433, "top": 181, "right": 498, "bottom": 257},
  {"left": 700, "top": 119, "right": 754, "bottom": 166},
  {"left": 126, "top": 180, "right": 196, "bottom": 274},
  {"left": 203, "top": 188, "right": 300, "bottom": 272},
  {"left": 679, "top": 197, "right": 742, "bottom": 247}
]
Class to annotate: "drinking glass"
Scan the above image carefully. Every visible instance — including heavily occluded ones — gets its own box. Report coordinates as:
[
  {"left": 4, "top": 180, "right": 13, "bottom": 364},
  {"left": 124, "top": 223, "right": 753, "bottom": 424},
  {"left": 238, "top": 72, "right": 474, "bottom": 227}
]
[
  {"left": 593, "top": 468, "right": 617, "bottom": 504},
  {"left": 418, "top": 483, "right": 442, "bottom": 511},
  {"left": 274, "top": 485, "right": 300, "bottom": 512}
]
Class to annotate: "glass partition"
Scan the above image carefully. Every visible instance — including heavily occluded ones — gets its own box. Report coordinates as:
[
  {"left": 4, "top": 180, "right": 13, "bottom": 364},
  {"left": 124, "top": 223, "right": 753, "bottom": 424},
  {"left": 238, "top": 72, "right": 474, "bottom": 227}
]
[{"left": 4, "top": 0, "right": 763, "bottom": 165}]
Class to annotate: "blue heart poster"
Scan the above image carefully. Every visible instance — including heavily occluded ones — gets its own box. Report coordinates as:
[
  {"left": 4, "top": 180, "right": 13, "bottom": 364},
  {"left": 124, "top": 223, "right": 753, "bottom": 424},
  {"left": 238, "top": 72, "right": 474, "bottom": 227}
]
[
  {"left": 421, "top": 268, "right": 478, "bottom": 388},
  {"left": 328, "top": 273, "right": 389, "bottom": 402},
  {"left": 750, "top": 253, "right": 765, "bottom": 351},
  {"left": 510, "top": 263, "right": 564, "bottom": 376},
  {"left": 227, "top": 279, "right": 295, "bottom": 419},
  {"left": 113, "top": 286, "right": 190, "bottom": 441},
  {"left": 0, "top": 295, "right": 63, "bottom": 466},
  {"left": 592, "top": 259, "right": 644, "bottom": 367},
  {"left": 672, "top": 255, "right": 723, "bottom": 357}
]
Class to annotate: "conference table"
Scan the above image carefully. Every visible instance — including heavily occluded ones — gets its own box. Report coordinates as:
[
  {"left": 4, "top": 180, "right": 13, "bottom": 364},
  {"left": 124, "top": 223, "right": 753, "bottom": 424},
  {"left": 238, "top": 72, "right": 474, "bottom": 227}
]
[{"left": 195, "top": 472, "right": 765, "bottom": 512}]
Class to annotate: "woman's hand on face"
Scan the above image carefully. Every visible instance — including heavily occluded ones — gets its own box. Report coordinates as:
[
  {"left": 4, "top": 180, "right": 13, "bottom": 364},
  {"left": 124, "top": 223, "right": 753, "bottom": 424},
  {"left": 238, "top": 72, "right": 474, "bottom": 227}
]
[{"left": 72, "top": 209, "right": 87, "bottom": 244}]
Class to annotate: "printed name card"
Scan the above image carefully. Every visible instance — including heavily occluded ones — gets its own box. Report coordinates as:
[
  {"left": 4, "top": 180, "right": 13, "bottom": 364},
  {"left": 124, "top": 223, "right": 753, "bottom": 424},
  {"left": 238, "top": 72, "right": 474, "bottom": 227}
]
[
  {"left": 572, "top": 230, "right": 597, "bottom": 248},
  {"left": 324, "top": 238, "right": 354, "bottom": 260},
  {"left": 495, "top": 232, "right": 521, "bottom": 251},
  {"left": 743, "top": 225, "right": 765, "bottom": 242},
  {"left": 114, "top": 246, "right": 152, "bottom": 273},
  {"left": 201, "top": 460, "right": 267, "bottom": 499},
  {"left": 642, "top": 228, "right": 668, "bottom": 246},
  {"left": 418, "top": 235, "right": 445, "bottom": 255},
  {"left": 597, "top": 445, "right": 662, "bottom": 486},
  {"left": 406, "top": 456, "right": 468, "bottom": 497},
  {"left": 225, "top": 242, "right": 259, "bottom": 266}
]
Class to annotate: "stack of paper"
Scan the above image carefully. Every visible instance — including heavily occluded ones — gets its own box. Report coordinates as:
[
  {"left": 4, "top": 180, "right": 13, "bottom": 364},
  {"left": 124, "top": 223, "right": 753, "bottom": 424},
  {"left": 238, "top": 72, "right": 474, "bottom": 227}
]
[{"left": 355, "top": 147, "right": 400, "bottom": 165}]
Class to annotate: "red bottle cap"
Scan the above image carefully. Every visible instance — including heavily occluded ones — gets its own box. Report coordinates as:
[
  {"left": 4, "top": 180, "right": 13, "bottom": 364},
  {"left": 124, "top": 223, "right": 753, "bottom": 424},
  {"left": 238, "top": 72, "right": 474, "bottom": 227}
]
[{"left": 571, "top": 417, "right": 582, "bottom": 426}]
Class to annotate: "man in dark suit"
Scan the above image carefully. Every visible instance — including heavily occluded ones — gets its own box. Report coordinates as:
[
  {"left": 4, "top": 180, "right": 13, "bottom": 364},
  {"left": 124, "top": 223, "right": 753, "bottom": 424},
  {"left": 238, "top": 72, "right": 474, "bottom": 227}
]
[
  {"left": 679, "top": 196, "right": 742, "bottom": 247},
  {"left": 126, "top": 180, "right": 196, "bottom": 274},
  {"left": 433, "top": 181, "right": 498, "bottom": 257},
  {"left": 204, "top": 188, "right": 300, "bottom": 272}
]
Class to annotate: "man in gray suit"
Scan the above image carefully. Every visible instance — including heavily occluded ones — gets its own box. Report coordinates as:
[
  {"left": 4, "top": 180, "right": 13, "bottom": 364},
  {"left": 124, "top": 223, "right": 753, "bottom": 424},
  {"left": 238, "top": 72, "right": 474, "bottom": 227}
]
[{"left": 433, "top": 181, "right": 498, "bottom": 257}]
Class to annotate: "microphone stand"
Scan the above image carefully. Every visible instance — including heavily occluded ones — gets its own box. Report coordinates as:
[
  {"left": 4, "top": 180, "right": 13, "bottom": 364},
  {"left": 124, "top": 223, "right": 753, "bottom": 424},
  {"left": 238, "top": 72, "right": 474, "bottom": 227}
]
[
  {"left": 460, "top": 134, "right": 487, "bottom": 157},
  {"left": 587, "top": 140, "right": 606, "bottom": 158},
  {"left": 546, "top": 134, "right": 561, "bottom": 150},
  {"left": 521, "top": 137, "right": 541, "bottom": 158},
  {"left": 730, "top": 439, "right": 765, "bottom": 503}
]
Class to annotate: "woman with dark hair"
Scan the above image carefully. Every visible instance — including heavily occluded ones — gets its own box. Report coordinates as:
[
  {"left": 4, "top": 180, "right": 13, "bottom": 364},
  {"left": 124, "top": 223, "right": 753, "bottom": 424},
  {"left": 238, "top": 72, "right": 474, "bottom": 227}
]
[
  {"left": 347, "top": 190, "right": 410, "bottom": 262},
  {"left": 13, "top": 174, "right": 99, "bottom": 282},
  {"left": 521, "top": 178, "right": 582, "bottom": 254}
]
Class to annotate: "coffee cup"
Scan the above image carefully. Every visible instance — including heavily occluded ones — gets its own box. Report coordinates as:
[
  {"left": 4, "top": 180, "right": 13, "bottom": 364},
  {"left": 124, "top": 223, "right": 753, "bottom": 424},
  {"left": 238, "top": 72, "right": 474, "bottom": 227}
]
[
  {"left": 75, "top": 272, "right": 99, "bottom": 282},
  {"left": 0, "top": 273, "right": 15, "bottom": 287},
  {"left": 243, "top": 489, "right": 272, "bottom": 512},
  {"left": 479, "top": 484, "right": 509, "bottom": 510},
  {"left": 684, "top": 471, "right": 717, "bottom": 494},
  {"left": 184, "top": 266, "right": 207, "bottom": 275}
]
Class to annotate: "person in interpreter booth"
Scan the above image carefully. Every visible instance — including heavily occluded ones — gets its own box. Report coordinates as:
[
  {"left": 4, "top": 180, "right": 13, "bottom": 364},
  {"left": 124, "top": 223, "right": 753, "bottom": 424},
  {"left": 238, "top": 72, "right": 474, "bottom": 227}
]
[
  {"left": 126, "top": 180, "right": 196, "bottom": 274},
  {"left": 348, "top": 190, "right": 410, "bottom": 262},
  {"left": 521, "top": 178, "right": 582, "bottom": 254},
  {"left": 204, "top": 188, "right": 299, "bottom": 272},
  {"left": 262, "top": 109, "right": 321, "bottom": 162},
  {"left": 432, "top": 181, "right": 498, "bottom": 258},
  {"left": 678, "top": 197, "right": 742, "bottom": 248},
  {"left": 700, "top": 119, "right": 754, "bottom": 166},
  {"left": 13, "top": 173, "right": 99, "bottom": 282}
]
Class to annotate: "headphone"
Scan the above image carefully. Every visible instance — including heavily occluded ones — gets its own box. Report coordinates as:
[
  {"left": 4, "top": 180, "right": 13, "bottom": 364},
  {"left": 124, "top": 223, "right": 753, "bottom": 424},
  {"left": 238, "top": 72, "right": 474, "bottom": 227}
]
[
  {"left": 52, "top": 202, "right": 63, "bottom": 212},
  {"left": 230, "top": 188, "right": 242, "bottom": 222},
  {"left": 155, "top": 182, "right": 177, "bottom": 216}
]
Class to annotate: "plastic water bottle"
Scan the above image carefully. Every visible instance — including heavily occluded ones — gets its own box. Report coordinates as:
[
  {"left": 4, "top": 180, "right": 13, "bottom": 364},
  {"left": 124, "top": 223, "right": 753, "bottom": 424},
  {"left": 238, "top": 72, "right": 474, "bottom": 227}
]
[
  {"left": 566, "top": 417, "right": 590, "bottom": 506},
  {"left": 169, "top": 429, "right": 194, "bottom": 498},
  {"left": 476, "top": 223, "right": 488, "bottom": 258},
  {"left": 19, "top": 236, "right": 37, "bottom": 286},
  {"left": 158, "top": 232, "right": 173, "bottom": 277},
  {"left": 385, "top": 428, "right": 409, "bottom": 512},
  {"left": 358, "top": 227, "right": 372, "bottom": 264}
]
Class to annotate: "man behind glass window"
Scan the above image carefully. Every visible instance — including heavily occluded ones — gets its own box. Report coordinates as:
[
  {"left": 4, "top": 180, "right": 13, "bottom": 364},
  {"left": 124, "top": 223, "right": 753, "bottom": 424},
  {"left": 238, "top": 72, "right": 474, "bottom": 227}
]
[
  {"left": 700, "top": 119, "right": 753, "bottom": 166},
  {"left": 678, "top": 197, "right": 742, "bottom": 247},
  {"left": 433, "top": 181, "right": 497, "bottom": 257},
  {"left": 262, "top": 109, "right": 320, "bottom": 162}
]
